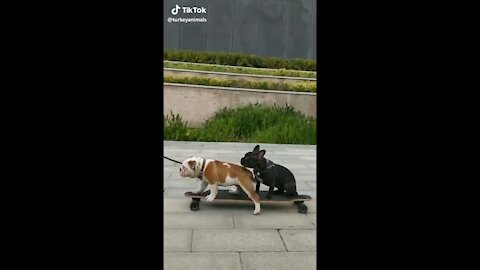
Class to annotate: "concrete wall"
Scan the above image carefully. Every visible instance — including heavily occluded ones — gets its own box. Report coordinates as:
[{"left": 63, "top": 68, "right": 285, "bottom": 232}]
[
  {"left": 164, "top": 0, "right": 316, "bottom": 60},
  {"left": 164, "top": 83, "right": 316, "bottom": 128}
]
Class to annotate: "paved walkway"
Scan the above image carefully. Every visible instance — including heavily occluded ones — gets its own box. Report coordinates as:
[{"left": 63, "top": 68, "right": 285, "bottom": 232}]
[{"left": 164, "top": 141, "right": 317, "bottom": 270}]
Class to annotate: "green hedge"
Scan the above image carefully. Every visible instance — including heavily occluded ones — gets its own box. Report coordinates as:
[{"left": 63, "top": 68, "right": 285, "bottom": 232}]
[
  {"left": 164, "top": 61, "right": 317, "bottom": 78},
  {"left": 164, "top": 104, "right": 316, "bottom": 145},
  {"left": 164, "top": 75, "right": 316, "bottom": 93},
  {"left": 164, "top": 50, "right": 316, "bottom": 71}
]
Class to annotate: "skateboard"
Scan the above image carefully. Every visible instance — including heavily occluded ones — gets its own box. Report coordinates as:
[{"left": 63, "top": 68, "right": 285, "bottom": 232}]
[{"left": 184, "top": 189, "right": 312, "bottom": 213}]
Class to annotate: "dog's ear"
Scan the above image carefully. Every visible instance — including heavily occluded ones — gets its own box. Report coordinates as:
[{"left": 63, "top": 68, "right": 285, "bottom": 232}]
[
  {"left": 187, "top": 160, "right": 196, "bottom": 170},
  {"left": 256, "top": 150, "right": 266, "bottom": 159},
  {"left": 253, "top": 145, "right": 260, "bottom": 153}
]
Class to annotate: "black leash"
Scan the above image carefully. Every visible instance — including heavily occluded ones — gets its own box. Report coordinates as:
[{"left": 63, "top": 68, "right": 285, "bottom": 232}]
[{"left": 163, "top": 156, "right": 182, "bottom": 164}]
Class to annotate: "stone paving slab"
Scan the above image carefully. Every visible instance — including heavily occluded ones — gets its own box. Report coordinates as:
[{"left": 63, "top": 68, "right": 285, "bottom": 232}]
[
  {"left": 296, "top": 156, "right": 317, "bottom": 160},
  {"left": 164, "top": 178, "right": 316, "bottom": 200},
  {"left": 164, "top": 252, "right": 241, "bottom": 270},
  {"left": 164, "top": 155, "right": 316, "bottom": 164},
  {"left": 164, "top": 213, "right": 234, "bottom": 229},
  {"left": 164, "top": 141, "right": 315, "bottom": 155},
  {"left": 164, "top": 179, "right": 315, "bottom": 192},
  {"left": 307, "top": 214, "right": 316, "bottom": 226},
  {"left": 240, "top": 252, "right": 316, "bottom": 270},
  {"left": 233, "top": 211, "right": 315, "bottom": 229},
  {"left": 286, "top": 173, "right": 317, "bottom": 181},
  {"left": 164, "top": 169, "right": 316, "bottom": 181},
  {"left": 306, "top": 182, "right": 316, "bottom": 189},
  {"left": 192, "top": 230, "right": 286, "bottom": 252},
  {"left": 279, "top": 229, "right": 316, "bottom": 251},
  {"left": 164, "top": 198, "right": 193, "bottom": 213},
  {"left": 164, "top": 188, "right": 194, "bottom": 198},
  {"left": 263, "top": 151, "right": 316, "bottom": 156},
  {"left": 164, "top": 179, "right": 199, "bottom": 189},
  {"left": 163, "top": 170, "right": 315, "bottom": 183},
  {"left": 164, "top": 173, "right": 316, "bottom": 183},
  {"left": 164, "top": 229, "right": 192, "bottom": 251},
  {"left": 295, "top": 181, "right": 313, "bottom": 190},
  {"left": 163, "top": 141, "right": 317, "bottom": 269}
]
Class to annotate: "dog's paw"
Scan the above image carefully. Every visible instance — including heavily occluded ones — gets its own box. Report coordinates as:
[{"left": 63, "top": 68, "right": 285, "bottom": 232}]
[
  {"left": 228, "top": 186, "right": 239, "bottom": 194},
  {"left": 253, "top": 209, "right": 261, "bottom": 215},
  {"left": 205, "top": 194, "right": 215, "bottom": 201}
]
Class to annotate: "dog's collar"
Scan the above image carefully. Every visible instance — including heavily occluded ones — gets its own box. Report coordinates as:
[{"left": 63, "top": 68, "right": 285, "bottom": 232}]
[
  {"left": 255, "top": 159, "right": 276, "bottom": 176},
  {"left": 198, "top": 158, "right": 206, "bottom": 179}
]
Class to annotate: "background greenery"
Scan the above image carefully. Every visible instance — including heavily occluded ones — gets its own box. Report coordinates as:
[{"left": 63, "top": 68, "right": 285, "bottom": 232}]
[
  {"left": 164, "top": 75, "right": 316, "bottom": 93},
  {"left": 164, "top": 50, "right": 316, "bottom": 71},
  {"left": 164, "top": 104, "right": 316, "bottom": 145}
]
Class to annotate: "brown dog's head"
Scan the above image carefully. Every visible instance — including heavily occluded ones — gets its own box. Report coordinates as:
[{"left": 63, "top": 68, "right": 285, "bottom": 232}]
[{"left": 179, "top": 157, "right": 203, "bottom": 178}]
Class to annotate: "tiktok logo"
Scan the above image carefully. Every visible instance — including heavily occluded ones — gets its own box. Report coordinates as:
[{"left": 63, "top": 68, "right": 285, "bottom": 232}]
[{"left": 171, "top": 5, "right": 180, "bottom": 15}]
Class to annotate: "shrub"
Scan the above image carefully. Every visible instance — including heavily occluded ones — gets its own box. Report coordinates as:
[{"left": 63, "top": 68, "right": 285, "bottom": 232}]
[
  {"left": 163, "top": 104, "right": 316, "bottom": 145},
  {"left": 164, "top": 75, "right": 317, "bottom": 93},
  {"left": 164, "top": 111, "right": 189, "bottom": 141},
  {"left": 164, "top": 50, "right": 316, "bottom": 71}
]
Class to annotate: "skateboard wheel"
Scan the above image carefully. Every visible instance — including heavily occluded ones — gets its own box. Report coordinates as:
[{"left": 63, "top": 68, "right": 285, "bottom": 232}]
[
  {"left": 190, "top": 202, "right": 200, "bottom": 211},
  {"left": 298, "top": 204, "right": 308, "bottom": 214},
  {"left": 193, "top": 198, "right": 201, "bottom": 202}
]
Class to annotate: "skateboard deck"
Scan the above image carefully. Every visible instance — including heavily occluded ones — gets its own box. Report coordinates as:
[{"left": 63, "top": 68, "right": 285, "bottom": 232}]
[{"left": 184, "top": 190, "right": 311, "bottom": 213}]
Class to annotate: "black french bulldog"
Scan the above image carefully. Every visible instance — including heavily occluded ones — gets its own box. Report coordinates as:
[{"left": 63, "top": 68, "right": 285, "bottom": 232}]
[{"left": 241, "top": 145, "right": 298, "bottom": 199}]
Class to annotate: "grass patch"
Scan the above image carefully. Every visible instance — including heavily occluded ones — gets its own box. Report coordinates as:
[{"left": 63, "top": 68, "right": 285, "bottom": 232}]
[
  {"left": 163, "top": 113, "right": 189, "bottom": 141},
  {"left": 164, "top": 61, "right": 317, "bottom": 78},
  {"left": 164, "top": 104, "right": 316, "bottom": 145},
  {"left": 164, "top": 50, "right": 316, "bottom": 71},
  {"left": 164, "top": 75, "right": 317, "bottom": 93}
]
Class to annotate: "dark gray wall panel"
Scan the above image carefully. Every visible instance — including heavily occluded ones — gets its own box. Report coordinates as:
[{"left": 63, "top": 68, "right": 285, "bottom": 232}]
[
  {"left": 178, "top": 0, "right": 208, "bottom": 51},
  {"left": 308, "top": 0, "right": 316, "bottom": 59},
  {"left": 179, "top": 23, "right": 208, "bottom": 51},
  {"left": 164, "top": 0, "right": 179, "bottom": 49},
  {"left": 164, "top": 0, "right": 316, "bottom": 60},
  {"left": 284, "top": 0, "right": 310, "bottom": 59},
  {"left": 206, "top": 0, "right": 235, "bottom": 52},
  {"left": 258, "top": 0, "right": 286, "bottom": 58},
  {"left": 232, "top": 0, "right": 261, "bottom": 55}
]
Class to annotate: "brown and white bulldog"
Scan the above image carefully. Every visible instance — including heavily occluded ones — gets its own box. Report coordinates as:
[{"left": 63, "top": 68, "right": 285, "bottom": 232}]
[{"left": 179, "top": 156, "right": 261, "bottom": 215}]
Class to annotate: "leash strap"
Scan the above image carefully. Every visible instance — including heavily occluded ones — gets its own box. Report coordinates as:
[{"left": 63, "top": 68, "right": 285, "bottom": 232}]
[{"left": 163, "top": 156, "right": 182, "bottom": 164}]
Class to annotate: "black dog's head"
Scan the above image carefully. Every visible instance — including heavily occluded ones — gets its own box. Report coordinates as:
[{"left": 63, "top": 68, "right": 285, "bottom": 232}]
[{"left": 241, "top": 145, "right": 267, "bottom": 170}]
